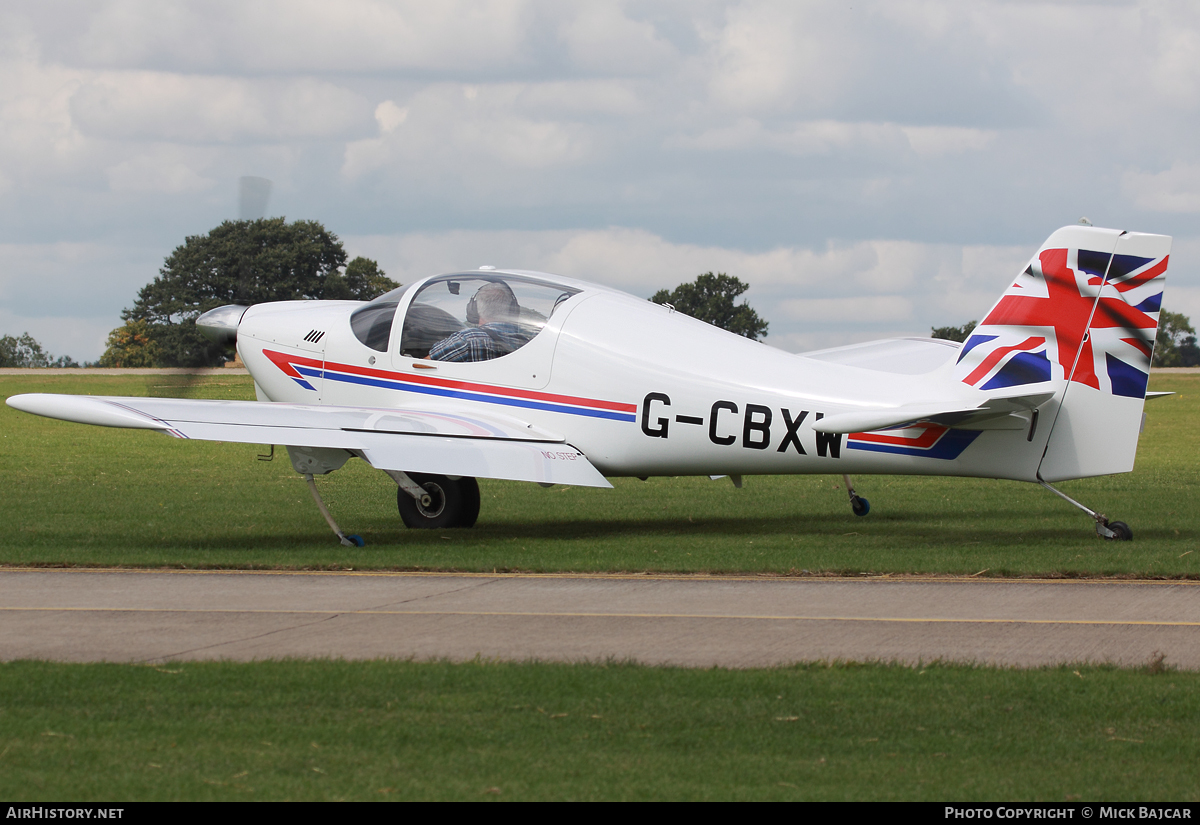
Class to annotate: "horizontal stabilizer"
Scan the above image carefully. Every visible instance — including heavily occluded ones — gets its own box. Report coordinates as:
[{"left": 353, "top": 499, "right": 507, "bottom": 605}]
[
  {"left": 6, "top": 394, "right": 611, "bottom": 488},
  {"left": 800, "top": 336, "right": 962, "bottom": 375},
  {"left": 813, "top": 392, "right": 1054, "bottom": 434}
]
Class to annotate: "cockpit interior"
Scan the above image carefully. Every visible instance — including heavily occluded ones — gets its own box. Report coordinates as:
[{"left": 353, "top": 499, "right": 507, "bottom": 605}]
[{"left": 349, "top": 274, "right": 581, "bottom": 361}]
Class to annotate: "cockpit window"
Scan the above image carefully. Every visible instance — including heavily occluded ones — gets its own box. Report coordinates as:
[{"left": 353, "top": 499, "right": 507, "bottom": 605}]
[
  {"left": 369, "top": 285, "right": 411, "bottom": 305},
  {"left": 400, "top": 274, "right": 580, "bottom": 361},
  {"left": 350, "top": 302, "right": 399, "bottom": 351},
  {"left": 349, "top": 283, "right": 417, "bottom": 352}
]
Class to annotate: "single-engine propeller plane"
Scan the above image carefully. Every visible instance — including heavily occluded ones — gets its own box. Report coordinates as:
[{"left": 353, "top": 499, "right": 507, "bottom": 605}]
[{"left": 8, "top": 224, "right": 1172, "bottom": 544}]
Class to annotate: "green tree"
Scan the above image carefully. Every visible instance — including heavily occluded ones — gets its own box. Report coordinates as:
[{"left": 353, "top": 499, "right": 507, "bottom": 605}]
[
  {"left": 97, "top": 319, "right": 161, "bottom": 368},
  {"left": 337, "top": 256, "right": 398, "bottom": 301},
  {"left": 0, "top": 332, "right": 79, "bottom": 368},
  {"left": 932, "top": 321, "right": 977, "bottom": 343},
  {"left": 1153, "top": 310, "right": 1200, "bottom": 367},
  {"left": 650, "top": 272, "right": 769, "bottom": 341},
  {"left": 120, "top": 218, "right": 396, "bottom": 367}
]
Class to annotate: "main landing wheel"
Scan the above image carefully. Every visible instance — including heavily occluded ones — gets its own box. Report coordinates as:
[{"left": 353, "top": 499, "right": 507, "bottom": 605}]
[
  {"left": 850, "top": 495, "right": 870, "bottom": 517},
  {"left": 396, "top": 474, "right": 480, "bottom": 529}
]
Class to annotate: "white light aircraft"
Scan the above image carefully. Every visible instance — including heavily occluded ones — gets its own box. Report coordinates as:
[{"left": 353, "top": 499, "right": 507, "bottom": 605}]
[{"left": 8, "top": 225, "right": 1172, "bottom": 544}]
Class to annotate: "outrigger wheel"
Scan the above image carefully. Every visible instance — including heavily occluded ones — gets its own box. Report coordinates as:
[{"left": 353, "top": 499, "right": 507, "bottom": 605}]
[
  {"left": 843, "top": 474, "right": 870, "bottom": 517},
  {"left": 396, "top": 473, "right": 481, "bottom": 529}
]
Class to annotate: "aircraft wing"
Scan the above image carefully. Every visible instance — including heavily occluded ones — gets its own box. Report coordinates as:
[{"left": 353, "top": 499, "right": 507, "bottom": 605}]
[
  {"left": 813, "top": 392, "right": 1055, "bottom": 434},
  {"left": 6, "top": 393, "right": 611, "bottom": 488}
]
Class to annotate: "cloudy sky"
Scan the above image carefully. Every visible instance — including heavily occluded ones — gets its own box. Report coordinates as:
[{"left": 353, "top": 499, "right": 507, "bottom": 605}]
[{"left": 2, "top": 0, "right": 1198, "bottom": 361}]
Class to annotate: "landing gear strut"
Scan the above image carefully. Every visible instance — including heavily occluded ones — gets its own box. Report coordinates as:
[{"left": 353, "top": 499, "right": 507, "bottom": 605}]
[
  {"left": 288, "top": 446, "right": 364, "bottom": 547},
  {"left": 844, "top": 474, "right": 870, "bottom": 517},
  {"left": 304, "top": 474, "right": 365, "bottom": 547},
  {"left": 1038, "top": 477, "right": 1132, "bottom": 540}
]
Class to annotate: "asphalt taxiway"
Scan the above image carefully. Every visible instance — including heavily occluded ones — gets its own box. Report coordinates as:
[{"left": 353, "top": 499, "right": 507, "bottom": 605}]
[{"left": 3, "top": 568, "right": 1198, "bottom": 669}]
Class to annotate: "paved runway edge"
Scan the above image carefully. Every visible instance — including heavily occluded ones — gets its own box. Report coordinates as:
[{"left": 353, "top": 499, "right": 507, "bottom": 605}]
[{"left": 2, "top": 569, "right": 1198, "bottom": 669}]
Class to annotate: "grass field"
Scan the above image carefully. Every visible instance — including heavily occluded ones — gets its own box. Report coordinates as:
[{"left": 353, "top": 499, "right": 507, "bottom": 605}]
[
  {"left": 1, "top": 658, "right": 1197, "bottom": 802},
  {"left": 4, "top": 372, "right": 1199, "bottom": 802},
  {"left": 3, "top": 372, "right": 1198, "bottom": 576}
]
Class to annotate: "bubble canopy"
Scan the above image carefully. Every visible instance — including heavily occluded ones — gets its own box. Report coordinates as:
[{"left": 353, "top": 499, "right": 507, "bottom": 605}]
[{"left": 351, "top": 273, "right": 580, "bottom": 359}]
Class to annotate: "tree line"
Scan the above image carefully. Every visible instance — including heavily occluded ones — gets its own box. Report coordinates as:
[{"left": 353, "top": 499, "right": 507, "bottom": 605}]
[{"left": 0, "top": 333, "right": 80, "bottom": 368}]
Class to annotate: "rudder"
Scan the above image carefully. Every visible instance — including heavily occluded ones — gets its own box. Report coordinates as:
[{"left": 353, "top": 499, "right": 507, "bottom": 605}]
[
  {"left": 1038, "top": 228, "right": 1170, "bottom": 480},
  {"left": 953, "top": 225, "right": 1171, "bottom": 482}
]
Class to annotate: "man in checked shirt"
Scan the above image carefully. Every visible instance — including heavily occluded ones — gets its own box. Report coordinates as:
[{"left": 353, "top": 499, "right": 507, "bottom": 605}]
[{"left": 428, "top": 281, "right": 526, "bottom": 362}]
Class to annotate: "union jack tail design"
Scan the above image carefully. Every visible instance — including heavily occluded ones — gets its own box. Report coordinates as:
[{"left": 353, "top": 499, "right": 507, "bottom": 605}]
[
  {"left": 953, "top": 228, "right": 1167, "bottom": 398},
  {"left": 953, "top": 225, "right": 1171, "bottom": 481}
]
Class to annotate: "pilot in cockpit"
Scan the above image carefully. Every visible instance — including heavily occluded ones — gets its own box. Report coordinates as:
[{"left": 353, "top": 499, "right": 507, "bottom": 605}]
[{"left": 427, "top": 281, "right": 525, "bottom": 362}]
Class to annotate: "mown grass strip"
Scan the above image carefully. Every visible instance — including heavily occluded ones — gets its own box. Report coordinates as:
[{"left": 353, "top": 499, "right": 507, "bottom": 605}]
[
  {"left": 0, "top": 658, "right": 1194, "bottom": 802},
  {"left": 3, "top": 373, "right": 1197, "bottom": 576}
]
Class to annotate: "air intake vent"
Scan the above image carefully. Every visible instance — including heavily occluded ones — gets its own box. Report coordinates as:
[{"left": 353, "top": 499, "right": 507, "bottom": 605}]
[{"left": 303, "top": 329, "right": 326, "bottom": 344}]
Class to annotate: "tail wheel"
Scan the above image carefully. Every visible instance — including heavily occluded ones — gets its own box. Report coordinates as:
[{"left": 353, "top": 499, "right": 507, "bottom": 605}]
[
  {"left": 1107, "top": 521, "right": 1133, "bottom": 541},
  {"left": 396, "top": 474, "right": 480, "bottom": 529}
]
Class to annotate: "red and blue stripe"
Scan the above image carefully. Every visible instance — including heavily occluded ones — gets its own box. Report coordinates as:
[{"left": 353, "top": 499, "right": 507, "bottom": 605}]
[
  {"left": 847, "top": 424, "right": 980, "bottom": 460},
  {"left": 265, "top": 350, "right": 637, "bottom": 423}
]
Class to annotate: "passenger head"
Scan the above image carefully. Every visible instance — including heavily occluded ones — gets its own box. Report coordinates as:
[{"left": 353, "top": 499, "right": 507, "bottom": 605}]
[{"left": 473, "top": 282, "right": 519, "bottom": 325}]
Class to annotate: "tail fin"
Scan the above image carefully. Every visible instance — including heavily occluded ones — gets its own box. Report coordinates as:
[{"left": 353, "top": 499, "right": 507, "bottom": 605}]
[{"left": 954, "top": 225, "right": 1171, "bottom": 481}]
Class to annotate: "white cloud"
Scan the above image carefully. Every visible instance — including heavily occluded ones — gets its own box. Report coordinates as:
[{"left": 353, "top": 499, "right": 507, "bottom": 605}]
[
  {"left": 1123, "top": 164, "right": 1200, "bottom": 213},
  {"left": 670, "top": 120, "right": 996, "bottom": 160},
  {"left": 1144, "top": 4, "right": 1200, "bottom": 108},
  {"left": 671, "top": 119, "right": 907, "bottom": 156},
  {"left": 780, "top": 295, "right": 914, "bottom": 324},
  {"left": 900, "top": 125, "right": 995, "bottom": 158},
  {"left": 0, "top": 54, "right": 91, "bottom": 186},
  {"left": 374, "top": 101, "right": 408, "bottom": 134},
  {"left": 702, "top": 2, "right": 858, "bottom": 113},
  {"left": 72, "top": 0, "right": 533, "bottom": 74},
  {"left": 515, "top": 81, "right": 645, "bottom": 117},
  {"left": 343, "top": 84, "right": 593, "bottom": 181},
  {"left": 558, "top": 2, "right": 676, "bottom": 75},
  {"left": 71, "top": 1, "right": 200, "bottom": 68},
  {"left": 106, "top": 150, "right": 216, "bottom": 194},
  {"left": 70, "top": 73, "right": 373, "bottom": 143}
]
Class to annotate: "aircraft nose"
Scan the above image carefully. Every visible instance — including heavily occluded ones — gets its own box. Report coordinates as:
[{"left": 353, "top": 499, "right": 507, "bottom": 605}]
[{"left": 196, "top": 305, "right": 249, "bottom": 347}]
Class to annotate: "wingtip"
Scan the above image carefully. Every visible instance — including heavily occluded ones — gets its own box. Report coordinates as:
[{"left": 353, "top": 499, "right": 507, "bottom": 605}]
[{"left": 5, "top": 393, "right": 165, "bottom": 429}]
